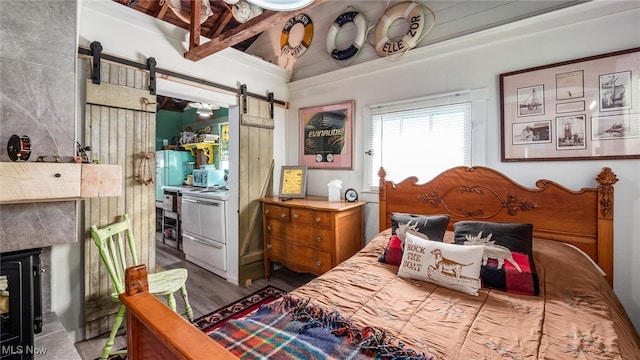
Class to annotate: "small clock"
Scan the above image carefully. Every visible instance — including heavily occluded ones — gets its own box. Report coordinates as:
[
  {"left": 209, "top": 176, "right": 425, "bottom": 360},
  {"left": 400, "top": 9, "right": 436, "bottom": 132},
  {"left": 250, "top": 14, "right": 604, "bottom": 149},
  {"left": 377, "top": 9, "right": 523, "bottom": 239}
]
[{"left": 344, "top": 188, "right": 358, "bottom": 202}]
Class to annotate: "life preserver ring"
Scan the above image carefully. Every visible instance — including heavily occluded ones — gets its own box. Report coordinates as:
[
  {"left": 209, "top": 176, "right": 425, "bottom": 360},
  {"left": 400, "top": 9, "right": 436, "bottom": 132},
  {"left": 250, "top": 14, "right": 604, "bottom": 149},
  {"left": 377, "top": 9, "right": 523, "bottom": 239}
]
[
  {"left": 280, "top": 13, "right": 314, "bottom": 59},
  {"left": 166, "top": 0, "right": 212, "bottom": 25},
  {"left": 326, "top": 10, "right": 368, "bottom": 61},
  {"left": 374, "top": 2, "right": 425, "bottom": 57}
]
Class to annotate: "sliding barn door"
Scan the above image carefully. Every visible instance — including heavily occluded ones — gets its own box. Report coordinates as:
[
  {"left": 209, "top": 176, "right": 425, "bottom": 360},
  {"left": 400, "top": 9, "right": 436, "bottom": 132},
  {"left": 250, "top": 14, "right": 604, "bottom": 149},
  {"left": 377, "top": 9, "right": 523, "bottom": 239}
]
[
  {"left": 238, "top": 98, "right": 274, "bottom": 284},
  {"left": 82, "top": 59, "right": 157, "bottom": 339}
]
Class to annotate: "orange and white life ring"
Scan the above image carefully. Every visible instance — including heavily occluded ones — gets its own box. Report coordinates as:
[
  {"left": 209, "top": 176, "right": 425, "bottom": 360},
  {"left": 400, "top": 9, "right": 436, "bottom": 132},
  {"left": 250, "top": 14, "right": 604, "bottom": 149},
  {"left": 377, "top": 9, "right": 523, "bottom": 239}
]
[
  {"left": 280, "top": 13, "right": 314, "bottom": 59},
  {"left": 374, "top": 1, "right": 425, "bottom": 57},
  {"left": 326, "top": 10, "right": 368, "bottom": 61}
]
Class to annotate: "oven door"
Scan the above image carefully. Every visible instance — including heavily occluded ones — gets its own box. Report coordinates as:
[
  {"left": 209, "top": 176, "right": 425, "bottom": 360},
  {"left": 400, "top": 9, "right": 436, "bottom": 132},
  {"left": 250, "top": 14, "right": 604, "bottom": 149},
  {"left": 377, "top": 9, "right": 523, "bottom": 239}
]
[
  {"left": 182, "top": 232, "right": 227, "bottom": 274},
  {"left": 181, "top": 196, "right": 226, "bottom": 244}
]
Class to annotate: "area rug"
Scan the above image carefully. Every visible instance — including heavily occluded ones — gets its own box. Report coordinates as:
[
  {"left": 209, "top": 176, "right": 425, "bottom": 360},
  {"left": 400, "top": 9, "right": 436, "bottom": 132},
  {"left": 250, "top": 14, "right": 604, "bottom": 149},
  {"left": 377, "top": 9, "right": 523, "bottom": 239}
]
[
  {"left": 194, "top": 285, "right": 287, "bottom": 334},
  {"left": 100, "top": 285, "right": 286, "bottom": 359}
]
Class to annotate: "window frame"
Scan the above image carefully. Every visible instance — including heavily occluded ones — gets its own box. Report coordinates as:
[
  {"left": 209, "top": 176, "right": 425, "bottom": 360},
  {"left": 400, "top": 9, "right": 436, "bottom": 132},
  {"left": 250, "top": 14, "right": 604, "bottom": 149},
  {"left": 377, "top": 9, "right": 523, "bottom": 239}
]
[{"left": 363, "top": 89, "right": 488, "bottom": 192}]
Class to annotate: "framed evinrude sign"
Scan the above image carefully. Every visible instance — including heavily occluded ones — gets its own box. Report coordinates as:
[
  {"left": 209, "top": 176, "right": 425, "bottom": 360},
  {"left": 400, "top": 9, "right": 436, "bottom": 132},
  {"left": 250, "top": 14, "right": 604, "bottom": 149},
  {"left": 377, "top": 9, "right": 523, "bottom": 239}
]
[{"left": 299, "top": 100, "right": 354, "bottom": 169}]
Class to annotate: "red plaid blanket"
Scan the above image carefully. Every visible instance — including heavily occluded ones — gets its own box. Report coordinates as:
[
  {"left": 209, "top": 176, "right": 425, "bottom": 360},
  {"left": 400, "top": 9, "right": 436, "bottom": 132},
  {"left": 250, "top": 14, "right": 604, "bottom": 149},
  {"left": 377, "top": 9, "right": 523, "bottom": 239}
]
[{"left": 208, "top": 296, "right": 431, "bottom": 360}]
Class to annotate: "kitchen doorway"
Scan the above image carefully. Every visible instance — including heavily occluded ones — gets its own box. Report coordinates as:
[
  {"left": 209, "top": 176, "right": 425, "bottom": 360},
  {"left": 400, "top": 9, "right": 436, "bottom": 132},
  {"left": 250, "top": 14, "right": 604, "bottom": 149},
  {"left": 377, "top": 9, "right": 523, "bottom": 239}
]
[{"left": 154, "top": 95, "right": 231, "bottom": 254}]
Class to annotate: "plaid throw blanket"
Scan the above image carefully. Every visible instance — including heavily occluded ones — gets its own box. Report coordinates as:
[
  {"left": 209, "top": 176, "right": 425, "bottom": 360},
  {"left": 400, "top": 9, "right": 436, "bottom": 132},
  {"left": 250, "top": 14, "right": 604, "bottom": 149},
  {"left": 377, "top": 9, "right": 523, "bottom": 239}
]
[{"left": 209, "top": 296, "right": 432, "bottom": 360}]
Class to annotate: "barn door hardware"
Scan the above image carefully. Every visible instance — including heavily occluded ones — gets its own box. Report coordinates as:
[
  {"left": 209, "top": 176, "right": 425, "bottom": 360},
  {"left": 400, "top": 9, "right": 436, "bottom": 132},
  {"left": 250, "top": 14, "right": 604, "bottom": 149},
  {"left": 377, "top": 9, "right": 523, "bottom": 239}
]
[
  {"left": 240, "top": 84, "right": 248, "bottom": 113},
  {"left": 90, "top": 41, "right": 103, "bottom": 84},
  {"left": 267, "top": 92, "right": 274, "bottom": 119},
  {"left": 147, "top": 57, "right": 157, "bottom": 95},
  {"left": 79, "top": 44, "right": 288, "bottom": 107}
]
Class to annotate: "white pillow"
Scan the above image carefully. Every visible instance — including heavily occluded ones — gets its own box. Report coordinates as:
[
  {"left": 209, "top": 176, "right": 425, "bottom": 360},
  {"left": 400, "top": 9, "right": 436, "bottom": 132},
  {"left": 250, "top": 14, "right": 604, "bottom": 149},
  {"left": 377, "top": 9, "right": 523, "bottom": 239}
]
[{"left": 398, "top": 232, "right": 484, "bottom": 295}]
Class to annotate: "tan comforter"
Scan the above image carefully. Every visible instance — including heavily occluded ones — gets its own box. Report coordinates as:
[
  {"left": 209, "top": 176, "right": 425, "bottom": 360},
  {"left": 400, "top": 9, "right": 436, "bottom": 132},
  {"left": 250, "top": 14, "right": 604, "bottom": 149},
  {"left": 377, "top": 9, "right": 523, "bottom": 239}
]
[{"left": 290, "top": 230, "right": 640, "bottom": 359}]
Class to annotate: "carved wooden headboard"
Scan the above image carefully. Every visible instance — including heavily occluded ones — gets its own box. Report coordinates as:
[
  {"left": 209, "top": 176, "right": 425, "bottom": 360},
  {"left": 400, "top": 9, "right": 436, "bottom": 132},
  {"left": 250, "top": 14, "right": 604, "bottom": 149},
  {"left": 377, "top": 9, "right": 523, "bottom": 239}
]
[{"left": 378, "top": 166, "right": 618, "bottom": 286}]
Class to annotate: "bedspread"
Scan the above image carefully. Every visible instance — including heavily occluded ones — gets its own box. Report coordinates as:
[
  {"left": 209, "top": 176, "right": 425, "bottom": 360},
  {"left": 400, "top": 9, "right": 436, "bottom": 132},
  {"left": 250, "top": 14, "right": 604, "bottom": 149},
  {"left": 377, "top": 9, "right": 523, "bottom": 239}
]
[{"left": 287, "top": 230, "right": 640, "bottom": 360}]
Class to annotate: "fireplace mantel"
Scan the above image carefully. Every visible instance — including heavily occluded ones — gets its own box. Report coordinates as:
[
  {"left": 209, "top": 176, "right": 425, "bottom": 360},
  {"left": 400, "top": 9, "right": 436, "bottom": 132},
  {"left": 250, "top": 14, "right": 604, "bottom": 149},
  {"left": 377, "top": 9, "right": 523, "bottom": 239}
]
[{"left": 0, "top": 162, "right": 121, "bottom": 204}]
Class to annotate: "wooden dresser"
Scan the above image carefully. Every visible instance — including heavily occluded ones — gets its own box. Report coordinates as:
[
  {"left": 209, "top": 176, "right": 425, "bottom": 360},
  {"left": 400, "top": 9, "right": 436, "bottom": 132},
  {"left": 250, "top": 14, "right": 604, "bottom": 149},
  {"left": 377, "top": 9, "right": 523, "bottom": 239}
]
[{"left": 261, "top": 196, "right": 366, "bottom": 278}]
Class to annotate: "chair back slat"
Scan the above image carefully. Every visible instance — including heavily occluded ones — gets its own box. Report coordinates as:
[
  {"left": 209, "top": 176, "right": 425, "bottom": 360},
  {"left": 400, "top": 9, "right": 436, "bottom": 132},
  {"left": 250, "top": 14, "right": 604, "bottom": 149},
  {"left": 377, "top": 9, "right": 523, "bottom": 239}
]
[
  {"left": 123, "top": 214, "right": 139, "bottom": 265},
  {"left": 89, "top": 213, "right": 140, "bottom": 295}
]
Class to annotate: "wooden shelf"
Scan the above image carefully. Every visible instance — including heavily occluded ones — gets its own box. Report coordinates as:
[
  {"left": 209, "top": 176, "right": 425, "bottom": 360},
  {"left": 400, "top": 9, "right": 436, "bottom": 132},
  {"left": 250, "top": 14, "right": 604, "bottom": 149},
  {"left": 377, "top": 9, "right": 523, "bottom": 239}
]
[
  {"left": 181, "top": 143, "right": 218, "bottom": 165},
  {"left": 0, "top": 162, "right": 122, "bottom": 204}
]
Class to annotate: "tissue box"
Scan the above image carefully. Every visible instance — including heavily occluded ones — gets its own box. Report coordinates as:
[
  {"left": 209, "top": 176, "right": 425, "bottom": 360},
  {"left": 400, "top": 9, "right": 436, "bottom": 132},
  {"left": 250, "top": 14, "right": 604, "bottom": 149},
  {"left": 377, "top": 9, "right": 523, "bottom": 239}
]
[
  {"left": 328, "top": 187, "right": 340, "bottom": 202},
  {"left": 327, "top": 179, "right": 342, "bottom": 202}
]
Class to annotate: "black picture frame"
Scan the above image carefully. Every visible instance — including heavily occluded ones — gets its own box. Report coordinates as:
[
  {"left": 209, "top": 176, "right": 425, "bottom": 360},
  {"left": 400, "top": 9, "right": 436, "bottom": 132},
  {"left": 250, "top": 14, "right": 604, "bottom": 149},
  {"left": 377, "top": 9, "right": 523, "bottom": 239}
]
[{"left": 500, "top": 47, "right": 640, "bottom": 161}]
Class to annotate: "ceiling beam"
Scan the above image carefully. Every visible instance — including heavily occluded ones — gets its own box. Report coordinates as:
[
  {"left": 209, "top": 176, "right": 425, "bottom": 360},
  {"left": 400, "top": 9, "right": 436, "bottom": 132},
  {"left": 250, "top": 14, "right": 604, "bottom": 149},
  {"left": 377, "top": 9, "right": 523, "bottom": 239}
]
[
  {"left": 184, "top": 0, "right": 328, "bottom": 61},
  {"left": 155, "top": 1, "right": 169, "bottom": 20},
  {"left": 189, "top": 0, "right": 202, "bottom": 48},
  {"left": 208, "top": 8, "right": 234, "bottom": 39}
]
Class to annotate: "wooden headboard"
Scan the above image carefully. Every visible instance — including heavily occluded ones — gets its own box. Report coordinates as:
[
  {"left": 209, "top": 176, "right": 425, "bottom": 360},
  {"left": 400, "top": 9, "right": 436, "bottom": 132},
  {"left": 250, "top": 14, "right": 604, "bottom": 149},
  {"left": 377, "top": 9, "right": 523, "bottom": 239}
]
[{"left": 378, "top": 166, "right": 618, "bottom": 286}]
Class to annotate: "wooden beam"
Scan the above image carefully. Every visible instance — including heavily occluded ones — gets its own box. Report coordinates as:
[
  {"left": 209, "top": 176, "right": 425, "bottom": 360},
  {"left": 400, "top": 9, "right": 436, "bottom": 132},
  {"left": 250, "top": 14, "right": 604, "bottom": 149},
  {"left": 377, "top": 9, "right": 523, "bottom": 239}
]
[
  {"left": 155, "top": 1, "right": 169, "bottom": 20},
  {"left": 208, "top": 9, "right": 234, "bottom": 39},
  {"left": 189, "top": 0, "right": 201, "bottom": 49},
  {"left": 184, "top": 0, "right": 328, "bottom": 61}
]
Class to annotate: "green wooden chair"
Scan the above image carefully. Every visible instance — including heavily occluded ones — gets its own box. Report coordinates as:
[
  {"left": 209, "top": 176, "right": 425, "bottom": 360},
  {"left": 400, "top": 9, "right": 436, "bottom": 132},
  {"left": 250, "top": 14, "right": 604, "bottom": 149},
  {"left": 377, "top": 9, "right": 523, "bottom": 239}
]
[{"left": 89, "top": 213, "right": 194, "bottom": 360}]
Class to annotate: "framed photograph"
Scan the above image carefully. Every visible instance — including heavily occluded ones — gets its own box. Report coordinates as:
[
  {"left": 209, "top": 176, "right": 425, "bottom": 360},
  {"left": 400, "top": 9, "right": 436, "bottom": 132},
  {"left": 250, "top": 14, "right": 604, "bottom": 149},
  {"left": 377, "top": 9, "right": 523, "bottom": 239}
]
[
  {"left": 278, "top": 166, "right": 307, "bottom": 199},
  {"left": 500, "top": 47, "right": 640, "bottom": 161},
  {"left": 591, "top": 113, "right": 640, "bottom": 140},
  {"left": 299, "top": 100, "right": 354, "bottom": 169},
  {"left": 512, "top": 120, "right": 551, "bottom": 144},
  {"left": 556, "top": 115, "right": 586, "bottom": 150}
]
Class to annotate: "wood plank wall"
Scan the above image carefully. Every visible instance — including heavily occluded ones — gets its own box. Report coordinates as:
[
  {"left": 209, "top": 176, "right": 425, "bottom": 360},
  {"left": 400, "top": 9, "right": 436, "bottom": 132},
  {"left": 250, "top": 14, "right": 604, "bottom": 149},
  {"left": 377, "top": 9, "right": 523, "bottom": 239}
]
[
  {"left": 238, "top": 98, "right": 274, "bottom": 284},
  {"left": 82, "top": 59, "right": 157, "bottom": 339}
]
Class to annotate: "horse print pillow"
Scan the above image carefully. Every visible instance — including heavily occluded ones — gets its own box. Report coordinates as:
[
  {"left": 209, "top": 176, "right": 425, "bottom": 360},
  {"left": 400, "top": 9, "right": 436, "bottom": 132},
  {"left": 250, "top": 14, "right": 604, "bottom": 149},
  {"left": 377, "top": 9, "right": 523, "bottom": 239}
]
[{"left": 398, "top": 232, "right": 484, "bottom": 296}]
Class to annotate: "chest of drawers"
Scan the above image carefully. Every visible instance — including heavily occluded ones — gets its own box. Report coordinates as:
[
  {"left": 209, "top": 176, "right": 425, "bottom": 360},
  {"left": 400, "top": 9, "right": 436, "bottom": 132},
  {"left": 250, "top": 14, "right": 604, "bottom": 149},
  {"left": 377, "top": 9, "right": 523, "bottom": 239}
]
[{"left": 261, "top": 196, "right": 366, "bottom": 278}]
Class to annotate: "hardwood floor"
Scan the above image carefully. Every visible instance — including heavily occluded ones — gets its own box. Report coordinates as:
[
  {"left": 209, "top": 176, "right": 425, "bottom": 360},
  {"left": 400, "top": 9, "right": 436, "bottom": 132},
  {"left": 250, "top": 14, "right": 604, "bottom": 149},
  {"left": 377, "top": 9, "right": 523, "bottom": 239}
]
[{"left": 74, "top": 237, "right": 315, "bottom": 359}]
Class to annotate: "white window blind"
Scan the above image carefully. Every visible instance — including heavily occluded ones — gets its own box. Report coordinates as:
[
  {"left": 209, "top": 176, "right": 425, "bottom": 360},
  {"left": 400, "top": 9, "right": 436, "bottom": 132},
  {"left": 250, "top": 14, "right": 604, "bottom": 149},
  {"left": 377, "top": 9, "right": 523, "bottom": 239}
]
[{"left": 367, "top": 92, "right": 473, "bottom": 188}]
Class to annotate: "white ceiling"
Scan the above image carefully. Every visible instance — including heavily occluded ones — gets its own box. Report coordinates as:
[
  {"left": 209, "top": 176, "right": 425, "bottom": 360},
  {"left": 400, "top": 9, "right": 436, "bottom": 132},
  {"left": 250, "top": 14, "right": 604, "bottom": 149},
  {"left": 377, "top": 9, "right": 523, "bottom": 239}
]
[{"left": 246, "top": 0, "right": 588, "bottom": 81}]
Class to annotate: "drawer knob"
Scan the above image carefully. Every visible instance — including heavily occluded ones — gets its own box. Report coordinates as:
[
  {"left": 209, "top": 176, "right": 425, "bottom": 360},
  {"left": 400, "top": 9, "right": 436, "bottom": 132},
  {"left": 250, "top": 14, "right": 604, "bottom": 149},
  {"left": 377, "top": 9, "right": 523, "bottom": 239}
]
[
  {"left": 316, "top": 236, "right": 322, "bottom": 242},
  {"left": 267, "top": 225, "right": 271, "bottom": 231},
  {"left": 315, "top": 217, "right": 321, "bottom": 223},
  {"left": 293, "top": 214, "right": 299, "bottom": 219},
  {"left": 316, "top": 260, "right": 322, "bottom": 267},
  {"left": 265, "top": 209, "right": 270, "bottom": 214},
  {"left": 266, "top": 243, "right": 272, "bottom": 249},
  {"left": 280, "top": 213, "right": 286, "bottom": 218}
]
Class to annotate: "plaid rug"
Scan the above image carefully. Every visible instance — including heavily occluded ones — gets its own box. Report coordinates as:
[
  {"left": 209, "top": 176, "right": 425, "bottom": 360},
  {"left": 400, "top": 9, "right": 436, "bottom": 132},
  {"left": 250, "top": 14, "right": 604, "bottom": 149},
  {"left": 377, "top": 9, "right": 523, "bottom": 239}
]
[
  {"left": 99, "top": 285, "right": 286, "bottom": 359},
  {"left": 195, "top": 285, "right": 287, "bottom": 334}
]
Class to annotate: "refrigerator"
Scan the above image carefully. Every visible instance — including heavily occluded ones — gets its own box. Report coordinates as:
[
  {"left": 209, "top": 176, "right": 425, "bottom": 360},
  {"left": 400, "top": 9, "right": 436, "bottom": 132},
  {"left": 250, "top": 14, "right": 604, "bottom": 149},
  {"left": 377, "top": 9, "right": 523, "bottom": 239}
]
[{"left": 155, "top": 150, "right": 195, "bottom": 202}]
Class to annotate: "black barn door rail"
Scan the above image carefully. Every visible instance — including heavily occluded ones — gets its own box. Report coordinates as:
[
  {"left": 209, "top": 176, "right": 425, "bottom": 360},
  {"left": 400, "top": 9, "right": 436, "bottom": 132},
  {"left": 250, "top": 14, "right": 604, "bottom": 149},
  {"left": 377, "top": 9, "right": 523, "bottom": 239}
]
[{"left": 78, "top": 41, "right": 285, "bottom": 111}]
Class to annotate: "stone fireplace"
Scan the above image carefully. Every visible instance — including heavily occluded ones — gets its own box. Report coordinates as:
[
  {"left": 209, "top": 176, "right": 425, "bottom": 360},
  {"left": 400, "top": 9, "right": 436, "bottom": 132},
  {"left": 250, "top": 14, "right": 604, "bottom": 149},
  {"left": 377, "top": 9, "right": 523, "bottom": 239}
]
[{"left": 0, "top": 1, "right": 81, "bottom": 358}]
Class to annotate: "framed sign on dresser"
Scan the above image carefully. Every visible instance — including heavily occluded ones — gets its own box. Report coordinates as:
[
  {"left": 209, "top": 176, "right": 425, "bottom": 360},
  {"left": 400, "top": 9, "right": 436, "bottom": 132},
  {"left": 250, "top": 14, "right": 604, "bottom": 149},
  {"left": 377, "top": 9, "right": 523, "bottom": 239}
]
[{"left": 260, "top": 196, "right": 366, "bottom": 278}]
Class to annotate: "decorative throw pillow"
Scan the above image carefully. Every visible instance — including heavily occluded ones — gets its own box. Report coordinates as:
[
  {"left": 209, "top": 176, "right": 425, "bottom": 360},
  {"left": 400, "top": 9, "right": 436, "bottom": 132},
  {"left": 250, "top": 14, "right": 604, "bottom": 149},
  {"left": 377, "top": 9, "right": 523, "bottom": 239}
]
[
  {"left": 379, "top": 213, "right": 450, "bottom": 265},
  {"left": 391, "top": 213, "right": 450, "bottom": 242},
  {"left": 379, "top": 235, "right": 404, "bottom": 266},
  {"left": 454, "top": 221, "right": 540, "bottom": 296},
  {"left": 398, "top": 232, "right": 484, "bottom": 296}
]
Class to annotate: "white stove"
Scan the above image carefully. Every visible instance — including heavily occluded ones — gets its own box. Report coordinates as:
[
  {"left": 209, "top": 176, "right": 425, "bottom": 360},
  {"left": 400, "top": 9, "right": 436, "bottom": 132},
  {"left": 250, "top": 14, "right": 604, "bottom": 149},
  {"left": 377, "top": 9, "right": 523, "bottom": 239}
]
[
  {"left": 182, "top": 187, "right": 229, "bottom": 201},
  {"left": 181, "top": 186, "right": 229, "bottom": 278}
]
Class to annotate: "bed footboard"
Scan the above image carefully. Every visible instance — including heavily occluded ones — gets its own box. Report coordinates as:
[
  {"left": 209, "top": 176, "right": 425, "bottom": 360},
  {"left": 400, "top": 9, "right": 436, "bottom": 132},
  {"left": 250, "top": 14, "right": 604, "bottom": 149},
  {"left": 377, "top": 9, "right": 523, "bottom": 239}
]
[{"left": 119, "top": 265, "right": 238, "bottom": 360}]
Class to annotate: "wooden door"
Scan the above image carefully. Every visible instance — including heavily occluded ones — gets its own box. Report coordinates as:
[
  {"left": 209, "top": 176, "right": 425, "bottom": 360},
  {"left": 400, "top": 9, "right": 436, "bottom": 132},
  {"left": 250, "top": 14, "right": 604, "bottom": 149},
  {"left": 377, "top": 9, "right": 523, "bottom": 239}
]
[
  {"left": 238, "top": 98, "right": 274, "bottom": 284},
  {"left": 82, "top": 59, "right": 157, "bottom": 339}
]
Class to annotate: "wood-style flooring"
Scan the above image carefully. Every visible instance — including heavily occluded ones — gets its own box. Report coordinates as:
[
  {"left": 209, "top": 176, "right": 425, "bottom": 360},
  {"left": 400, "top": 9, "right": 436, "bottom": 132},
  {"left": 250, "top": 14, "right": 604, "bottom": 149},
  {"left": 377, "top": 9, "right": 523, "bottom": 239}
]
[{"left": 74, "top": 238, "right": 315, "bottom": 359}]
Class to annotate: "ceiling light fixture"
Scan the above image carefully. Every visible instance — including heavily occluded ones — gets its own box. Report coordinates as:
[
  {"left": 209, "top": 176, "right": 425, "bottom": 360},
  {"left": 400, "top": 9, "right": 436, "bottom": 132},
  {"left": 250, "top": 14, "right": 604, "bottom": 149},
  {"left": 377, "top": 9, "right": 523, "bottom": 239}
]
[
  {"left": 244, "top": 0, "right": 314, "bottom": 11},
  {"left": 187, "top": 102, "right": 219, "bottom": 117}
]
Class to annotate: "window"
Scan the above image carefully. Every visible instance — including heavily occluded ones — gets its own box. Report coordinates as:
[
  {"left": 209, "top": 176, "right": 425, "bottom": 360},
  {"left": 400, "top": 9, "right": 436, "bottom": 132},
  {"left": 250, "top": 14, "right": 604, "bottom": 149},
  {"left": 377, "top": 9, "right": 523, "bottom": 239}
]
[{"left": 366, "top": 90, "right": 484, "bottom": 190}]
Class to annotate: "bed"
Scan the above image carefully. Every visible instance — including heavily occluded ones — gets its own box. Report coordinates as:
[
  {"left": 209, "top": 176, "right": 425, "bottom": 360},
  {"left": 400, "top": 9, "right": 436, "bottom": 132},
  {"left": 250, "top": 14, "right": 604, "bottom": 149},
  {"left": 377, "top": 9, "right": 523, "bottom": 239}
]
[{"left": 119, "top": 166, "right": 640, "bottom": 359}]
